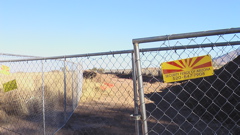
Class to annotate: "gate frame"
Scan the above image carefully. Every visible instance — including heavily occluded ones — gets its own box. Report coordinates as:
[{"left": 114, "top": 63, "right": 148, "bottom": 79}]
[{"left": 132, "top": 27, "right": 240, "bottom": 135}]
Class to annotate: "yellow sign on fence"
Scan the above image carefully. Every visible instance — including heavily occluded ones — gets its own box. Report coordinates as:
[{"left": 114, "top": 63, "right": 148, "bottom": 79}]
[
  {"left": 0, "top": 65, "right": 10, "bottom": 75},
  {"left": 161, "top": 55, "right": 214, "bottom": 83},
  {"left": 3, "top": 79, "right": 18, "bottom": 92}
]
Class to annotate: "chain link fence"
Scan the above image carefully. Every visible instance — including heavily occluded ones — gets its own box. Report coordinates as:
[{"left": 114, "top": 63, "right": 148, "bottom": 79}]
[
  {"left": 0, "top": 51, "right": 139, "bottom": 135},
  {"left": 0, "top": 27, "right": 240, "bottom": 135},
  {"left": 0, "top": 56, "right": 83, "bottom": 134},
  {"left": 133, "top": 27, "right": 240, "bottom": 134}
]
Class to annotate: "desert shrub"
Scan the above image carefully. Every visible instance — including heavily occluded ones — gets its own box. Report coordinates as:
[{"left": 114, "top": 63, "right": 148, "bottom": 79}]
[
  {"left": 83, "top": 70, "right": 97, "bottom": 79},
  {"left": 91, "top": 67, "right": 105, "bottom": 73}
]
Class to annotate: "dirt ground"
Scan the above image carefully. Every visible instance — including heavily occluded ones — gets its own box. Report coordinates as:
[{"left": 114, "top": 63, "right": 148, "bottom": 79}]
[
  {"left": 56, "top": 74, "right": 138, "bottom": 135},
  {"left": 1, "top": 70, "right": 238, "bottom": 135},
  {"left": 55, "top": 73, "right": 173, "bottom": 135},
  {"left": 56, "top": 69, "right": 240, "bottom": 135}
]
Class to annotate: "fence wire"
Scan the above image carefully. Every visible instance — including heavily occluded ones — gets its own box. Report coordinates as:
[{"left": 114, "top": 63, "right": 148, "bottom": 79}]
[
  {"left": 133, "top": 28, "right": 240, "bottom": 135},
  {"left": 0, "top": 58, "right": 83, "bottom": 135},
  {"left": 0, "top": 52, "right": 137, "bottom": 135},
  {"left": 0, "top": 27, "right": 240, "bottom": 135}
]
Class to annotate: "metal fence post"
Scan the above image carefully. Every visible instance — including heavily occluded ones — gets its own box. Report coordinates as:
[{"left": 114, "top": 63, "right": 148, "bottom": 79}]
[
  {"left": 41, "top": 60, "right": 46, "bottom": 135},
  {"left": 76, "top": 63, "right": 83, "bottom": 106},
  {"left": 133, "top": 43, "right": 148, "bottom": 135},
  {"left": 63, "top": 59, "right": 67, "bottom": 122},
  {"left": 131, "top": 52, "right": 140, "bottom": 135},
  {"left": 71, "top": 63, "right": 75, "bottom": 110}
]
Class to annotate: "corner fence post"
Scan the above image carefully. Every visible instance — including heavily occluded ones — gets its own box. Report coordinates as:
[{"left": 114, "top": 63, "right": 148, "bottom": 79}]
[
  {"left": 131, "top": 52, "right": 140, "bottom": 135},
  {"left": 133, "top": 43, "right": 148, "bottom": 135}
]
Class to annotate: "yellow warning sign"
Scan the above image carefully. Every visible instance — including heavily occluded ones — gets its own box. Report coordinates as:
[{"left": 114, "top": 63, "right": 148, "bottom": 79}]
[
  {"left": 161, "top": 55, "right": 214, "bottom": 83},
  {"left": 3, "top": 79, "right": 18, "bottom": 92},
  {"left": 0, "top": 65, "right": 10, "bottom": 75}
]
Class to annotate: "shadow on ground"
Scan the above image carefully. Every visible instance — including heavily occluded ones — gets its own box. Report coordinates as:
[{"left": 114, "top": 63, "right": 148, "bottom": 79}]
[
  {"left": 56, "top": 101, "right": 136, "bottom": 135},
  {"left": 144, "top": 55, "right": 240, "bottom": 134}
]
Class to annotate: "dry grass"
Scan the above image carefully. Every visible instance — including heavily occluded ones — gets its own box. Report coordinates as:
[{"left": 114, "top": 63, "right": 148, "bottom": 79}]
[
  {"left": 0, "top": 71, "right": 78, "bottom": 123},
  {"left": 80, "top": 79, "right": 102, "bottom": 102},
  {"left": 80, "top": 74, "right": 114, "bottom": 102},
  {"left": 0, "top": 71, "right": 116, "bottom": 122},
  {"left": 0, "top": 71, "right": 114, "bottom": 125}
]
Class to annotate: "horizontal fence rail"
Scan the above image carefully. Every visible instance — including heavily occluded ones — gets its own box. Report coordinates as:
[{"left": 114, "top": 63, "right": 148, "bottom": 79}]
[
  {"left": 133, "top": 27, "right": 240, "bottom": 43},
  {"left": 2, "top": 42, "right": 240, "bottom": 63}
]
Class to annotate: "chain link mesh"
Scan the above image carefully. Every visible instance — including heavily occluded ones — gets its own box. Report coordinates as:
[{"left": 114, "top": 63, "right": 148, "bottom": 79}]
[
  {"left": 137, "top": 33, "right": 240, "bottom": 134},
  {"left": 0, "top": 29, "right": 240, "bottom": 135},
  {"left": 0, "top": 58, "right": 83, "bottom": 135},
  {"left": 63, "top": 54, "right": 136, "bottom": 135},
  {"left": 0, "top": 53, "right": 136, "bottom": 135}
]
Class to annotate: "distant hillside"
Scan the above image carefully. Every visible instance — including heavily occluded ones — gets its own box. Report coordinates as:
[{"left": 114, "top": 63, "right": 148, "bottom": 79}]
[{"left": 213, "top": 48, "right": 240, "bottom": 68}]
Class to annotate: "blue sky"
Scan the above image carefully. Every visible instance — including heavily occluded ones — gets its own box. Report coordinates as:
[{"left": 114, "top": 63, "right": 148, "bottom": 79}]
[{"left": 0, "top": 0, "right": 239, "bottom": 57}]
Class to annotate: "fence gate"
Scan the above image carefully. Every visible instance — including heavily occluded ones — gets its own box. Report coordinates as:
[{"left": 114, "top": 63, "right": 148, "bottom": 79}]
[{"left": 132, "top": 27, "right": 240, "bottom": 135}]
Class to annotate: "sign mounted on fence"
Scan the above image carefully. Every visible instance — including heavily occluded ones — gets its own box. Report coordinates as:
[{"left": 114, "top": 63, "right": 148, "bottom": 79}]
[
  {"left": 0, "top": 65, "right": 10, "bottom": 75},
  {"left": 3, "top": 79, "right": 18, "bottom": 92},
  {"left": 161, "top": 55, "right": 214, "bottom": 83}
]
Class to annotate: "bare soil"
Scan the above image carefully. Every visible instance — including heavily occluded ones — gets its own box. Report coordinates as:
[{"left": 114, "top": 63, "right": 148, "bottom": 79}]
[
  {"left": 55, "top": 73, "right": 178, "bottom": 135},
  {"left": 56, "top": 74, "right": 139, "bottom": 135},
  {"left": 57, "top": 54, "right": 240, "bottom": 135}
]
